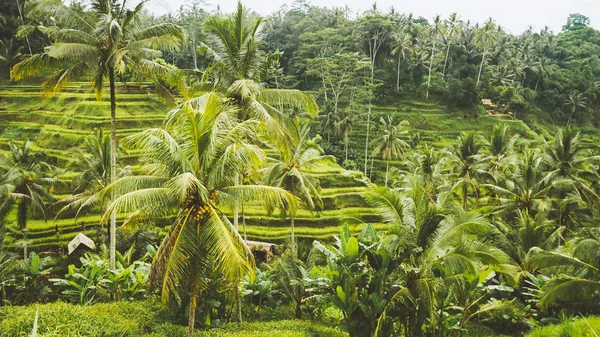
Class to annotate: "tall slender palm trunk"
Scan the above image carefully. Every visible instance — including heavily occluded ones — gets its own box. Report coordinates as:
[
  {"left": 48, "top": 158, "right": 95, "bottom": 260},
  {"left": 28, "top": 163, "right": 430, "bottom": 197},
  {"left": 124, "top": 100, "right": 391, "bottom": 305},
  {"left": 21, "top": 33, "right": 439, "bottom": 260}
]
[
  {"left": 385, "top": 161, "right": 389, "bottom": 187},
  {"left": 396, "top": 54, "right": 401, "bottom": 92},
  {"left": 443, "top": 39, "right": 452, "bottom": 76},
  {"left": 242, "top": 202, "right": 247, "bottom": 241},
  {"left": 476, "top": 46, "right": 487, "bottom": 86},
  {"left": 188, "top": 283, "right": 197, "bottom": 337},
  {"left": 345, "top": 132, "right": 349, "bottom": 162},
  {"left": 290, "top": 212, "right": 295, "bottom": 245},
  {"left": 108, "top": 70, "right": 118, "bottom": 271},
  {"left": 364, "top": 98, "right": 372, "bottom": 175},
  {"left": 426, "top": 42, "right": 436, "bottom": 99}
]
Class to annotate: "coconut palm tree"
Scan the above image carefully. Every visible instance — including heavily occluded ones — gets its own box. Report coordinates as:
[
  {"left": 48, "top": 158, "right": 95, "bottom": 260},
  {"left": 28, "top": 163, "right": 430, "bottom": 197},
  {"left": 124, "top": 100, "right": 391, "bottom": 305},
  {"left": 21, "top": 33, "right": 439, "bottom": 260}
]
[
  {"left": 391, "top": 32, "right": 412, "bottom": 92},
  {"left": 335, "top": 110, "right": 356, "bottom": 162},
  {"left": 264, "top": 123, "right": 329, "bottom": 246},
  {"left": 0, "top": 141, "right": 55, "bottom": 231},
  {"left": 527, "top": 235, "right": 600, "bottom": 311},
  {"left": 450, "top": 132, "right": 490, "bottom": 210},
  {"left": 484, "top": 149, "right": 552, "bottom": 216},
  {"left": 442, "top": 13, "right": 461, "bottom": 76},
  {"left": 485, "top": 123, "right": 517, "bottom": 176},
  {"left": 103, "top": 92, "right": 292, "bottom": 336},
  {"left": 371, "top": 116, "right": 409, "bottom": 186},
  {"left": 475, "top": 18, "right": 497, "bottom": 86},
  {"left": 52, "top": 130, "right": 129, "bottom": 232},
  {"left": 425, "top": 15, "right": 442, "bottom": 99},
  {"left": 542, "top": 127, "right": 600, "bottom": 202},
  {"left": 200, "top": 2, "right": 318, "bottom": 134},
  {"left": 11, "top": 0, "right": 184, "bottom": 270},
  {"left": 367, "top": 183, "right": 516, "bottom": 337},
  {"left": 564, "top": 92, "right": 587, "bottom": 126}
]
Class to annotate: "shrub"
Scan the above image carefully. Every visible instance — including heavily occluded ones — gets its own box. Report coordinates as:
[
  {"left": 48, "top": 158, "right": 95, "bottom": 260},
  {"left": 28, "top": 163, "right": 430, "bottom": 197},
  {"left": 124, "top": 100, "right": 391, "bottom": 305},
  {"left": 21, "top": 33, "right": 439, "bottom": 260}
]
[{"left": 528, "top": 316, "right": 600, "bottom": 337}]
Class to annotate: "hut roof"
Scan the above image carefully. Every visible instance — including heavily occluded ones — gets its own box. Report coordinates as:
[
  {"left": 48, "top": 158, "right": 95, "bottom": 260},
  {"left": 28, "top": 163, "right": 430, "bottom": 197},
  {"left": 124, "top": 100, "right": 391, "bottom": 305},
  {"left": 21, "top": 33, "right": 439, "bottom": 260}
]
[{"left": 68, "top": 233, "right": 96, "bottom": 255}]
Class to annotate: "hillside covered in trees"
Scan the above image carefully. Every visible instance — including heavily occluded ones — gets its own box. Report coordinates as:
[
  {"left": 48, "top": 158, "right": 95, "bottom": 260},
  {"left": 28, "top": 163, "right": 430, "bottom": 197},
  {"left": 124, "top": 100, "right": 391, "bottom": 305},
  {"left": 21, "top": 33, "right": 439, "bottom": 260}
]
[{"left": 2, "top": 1, "right": 600, "bottom": 337}]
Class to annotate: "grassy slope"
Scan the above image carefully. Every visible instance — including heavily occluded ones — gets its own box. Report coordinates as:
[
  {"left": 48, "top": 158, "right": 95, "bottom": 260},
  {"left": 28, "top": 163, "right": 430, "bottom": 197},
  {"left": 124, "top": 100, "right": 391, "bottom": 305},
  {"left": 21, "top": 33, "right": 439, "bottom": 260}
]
[
  {"left": 0, "top": 82, "right": 537, "bottom": 251},
  {"left": 0, "top": 301, "right": 348, "bottom": 337}
]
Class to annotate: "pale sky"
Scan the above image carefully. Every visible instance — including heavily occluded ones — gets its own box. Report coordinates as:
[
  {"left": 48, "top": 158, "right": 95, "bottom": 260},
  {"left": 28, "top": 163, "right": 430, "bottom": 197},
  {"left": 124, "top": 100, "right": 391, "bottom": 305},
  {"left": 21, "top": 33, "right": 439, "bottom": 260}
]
[{"left": 145, "top": 0, "right": 600, "bottom": 35}]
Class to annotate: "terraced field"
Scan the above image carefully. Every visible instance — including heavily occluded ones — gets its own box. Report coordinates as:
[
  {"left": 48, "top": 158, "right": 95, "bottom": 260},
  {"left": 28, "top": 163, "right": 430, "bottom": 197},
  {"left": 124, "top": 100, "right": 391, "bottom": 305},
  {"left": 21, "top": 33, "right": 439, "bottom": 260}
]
[{"left": 0, "top": 82, "right": 535, "bottom": 251}]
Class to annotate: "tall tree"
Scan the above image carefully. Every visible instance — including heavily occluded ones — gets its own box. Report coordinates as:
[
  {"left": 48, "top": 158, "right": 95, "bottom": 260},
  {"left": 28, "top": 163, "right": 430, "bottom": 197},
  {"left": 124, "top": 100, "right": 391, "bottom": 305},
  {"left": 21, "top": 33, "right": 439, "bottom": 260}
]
[
  {"left": 11, "top": 0, "right": 184, "bottom": 271},
  {"left": 371, "top": 116, "right": 409, "bottom": 186},
  {"left": 265, "top": 123, "right": 327, "bottom": 247},
  {"left": 475, "top": 18, "right": 497, "bottom": 87},
  {"left": 106, "top": 92, "right": 291, "bottom": 336},
  {"left": 355, "top": 10, "right": 394, "bottom": 175},
  {"left": 0, "top": 141, "right": 54, "bottom": 231},
  {"left": 442, "top": 13, "right": 461, "bottom": 76},
  {"left": 391, "top": 32, "right": 412, "bottom": 92},
  {"left": 425, "top": 15, "right": 442, "bottom": 99},
  {"left": 564, "top": 91, "right": 586, "bottom": 126}
]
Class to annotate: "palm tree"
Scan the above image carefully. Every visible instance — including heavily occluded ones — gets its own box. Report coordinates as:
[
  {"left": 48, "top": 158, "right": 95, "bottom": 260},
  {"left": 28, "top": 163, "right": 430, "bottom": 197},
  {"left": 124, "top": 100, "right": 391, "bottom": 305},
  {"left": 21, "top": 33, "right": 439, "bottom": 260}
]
[
  {"left": 0, "top": 142, "right": 55, "bottom": 232},
  {"left": 104, "top": 92, "right": 291, "bottom": 336},
  {"left": 425, "top": 15, "right": 442, "bottom": 99},
  {"left": 484, "top": 149, "right": 552, "bottom": 216},
  {"left": 442, "top": 13, "right": 461, "bottom": 76},
  {"left": 475, "top": 18, "right": 497, "bottom": 86},
  {"left": 533, "top": 57, "right": 550, "bottom": 91},
  {"left": 391, "top": 32, "right": 412, "bottom": 92},
  {"left": 53, "top": 130, "right": 129, "bottom": 232},
  {"left": 0, "top": 39, "right": 24, "bottom": 77},
  {"left": 564, "top": 92, "right": 587, "bottom": 126},
  {"left": 367, "top": 184, "right": 515, "bottom": 337},
  {"left": 11, "top": 0, "right": 184, "bottom": 270},
  {"left": 335, "top": 110, "right": 356, "bottom": 162},
  {"left": 201, "top": 2, "right": 318, "bottom": 131},
  {"left": 542, "top": 127, "right": 599, "bottom": 203},
  {"left": 485, "top": 123, "right": 517, "bottom": 176},
  {"left": 450, "top": 132, "right": 489, "bottom": 210},
  {"left": 265, "top": 123, "right": 329, "bottom": 246},
  {"left": 371, "top": 116, "right": 409, "bottom": 186},
  {"left": 527, "top": 236, "right": 600, "bottom": 311}
]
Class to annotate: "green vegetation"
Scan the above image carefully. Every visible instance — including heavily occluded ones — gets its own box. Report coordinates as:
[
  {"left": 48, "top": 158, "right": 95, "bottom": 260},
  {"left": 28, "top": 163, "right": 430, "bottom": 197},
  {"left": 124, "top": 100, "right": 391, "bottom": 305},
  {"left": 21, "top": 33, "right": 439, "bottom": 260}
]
[{"left": 3, "top": 0, "right": 600, "bottom": 336}]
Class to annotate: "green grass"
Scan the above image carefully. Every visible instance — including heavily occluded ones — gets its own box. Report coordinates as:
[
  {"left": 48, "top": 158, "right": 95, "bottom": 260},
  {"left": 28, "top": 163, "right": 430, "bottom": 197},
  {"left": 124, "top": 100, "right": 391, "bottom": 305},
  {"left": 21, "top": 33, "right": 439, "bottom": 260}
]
[
  {"left": 0, "top": 300, "right": 348, "bottom": 337},
  {"left": 528, "top": 316, "right": 600, "bottom": 337}
]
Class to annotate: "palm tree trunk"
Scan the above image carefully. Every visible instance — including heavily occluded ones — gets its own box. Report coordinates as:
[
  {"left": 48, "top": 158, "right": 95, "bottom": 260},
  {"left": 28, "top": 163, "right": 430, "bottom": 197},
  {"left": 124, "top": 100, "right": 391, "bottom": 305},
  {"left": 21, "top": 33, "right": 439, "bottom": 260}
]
[
  {"left": 233, "top": 176, "right": 239, "bottom": 230},
  {"left": 462, "top": 182, "right": 468, "bottom": 211},
  {"left": 426, "top": 42, "right": 436, "bottom": 100},
  {"left": 192, "top": 41, "right": 198, "bottom": 70},
  {"left": 345, "top": 132, "right": 349, "bottom": 162},
  {"left": 396, "top": 54, "right": 401, "bottom": 92},
  {"left": 236, "top": 276, "right": 243, "bottom": 326},
  {"left": 369, "top": 154, "right": 375, "bottom": 180},
  {"left": 443, "top": 39, "right": 451, "bottom": 76},
  {"left": 476, "top": 47, "right": 486, "bottom": 87},
  {"left": 364, "top": 98, "right": 372, "bottom": 175},
  {"left": 188, "top": 283, "right": 197, "bottom": 337},
  {"left": 385, "top": 161, "right": 389, "bottom": 187},
  {"left": 567, "top": 108, "right": 575, "bottom": 126},
  {"left": 109, "top": 69, "right": 118, "bottom": 271},
  {"left": 15, "top": 0, "right": 32, "bottom": 55},
  {"left": 242, "top": 202, "right": 247, "bottom": 241},
  {"left": 290, "top": 212, "right": 295, "bottom": 245},
  {"left": 535, "top": 76, "right": 541, "bottom": 91}
]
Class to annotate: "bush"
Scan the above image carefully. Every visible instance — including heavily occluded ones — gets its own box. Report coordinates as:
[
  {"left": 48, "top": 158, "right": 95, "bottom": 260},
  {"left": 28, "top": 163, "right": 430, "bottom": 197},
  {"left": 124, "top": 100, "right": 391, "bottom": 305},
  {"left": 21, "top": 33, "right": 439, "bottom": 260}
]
[
  {"left": 0, "top": 300, "right": 178, "bottom": 337},
  {"left": 195, "top": 320, "right": 348, "bottom": 337},
  {"left": 528, "top": 316, "right": 600, "bottom": 337},
  {"left": 0, "top": 301, "right": 347, "bottom": 337}
]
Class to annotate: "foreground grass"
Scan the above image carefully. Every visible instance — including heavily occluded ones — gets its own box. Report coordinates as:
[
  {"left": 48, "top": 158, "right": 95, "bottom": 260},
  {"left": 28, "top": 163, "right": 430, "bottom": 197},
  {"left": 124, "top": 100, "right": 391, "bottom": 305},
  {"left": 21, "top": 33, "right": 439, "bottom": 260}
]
[
  {"left": 528, "top": 316, "right": 600, "bottom": 337},
  {"left": 0, "top": 301, "right": 348, "bottom": 337}
]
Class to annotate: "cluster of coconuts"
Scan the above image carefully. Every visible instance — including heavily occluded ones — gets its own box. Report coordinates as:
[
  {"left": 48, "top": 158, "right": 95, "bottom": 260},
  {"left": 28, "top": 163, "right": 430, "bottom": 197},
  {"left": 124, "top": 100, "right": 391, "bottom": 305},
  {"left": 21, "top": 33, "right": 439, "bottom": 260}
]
[{"left": 184, "top": 191, "right": 219, "bottom": 222}]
